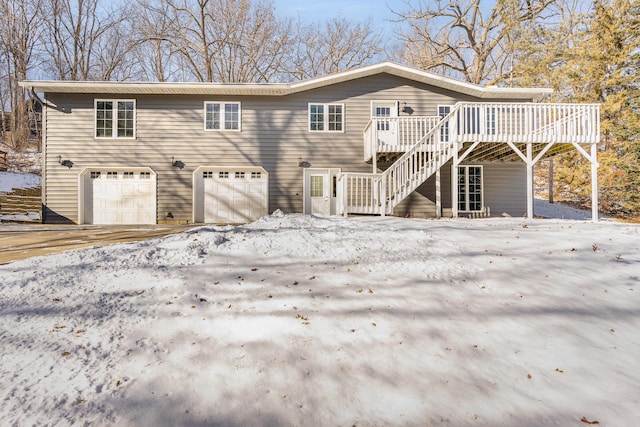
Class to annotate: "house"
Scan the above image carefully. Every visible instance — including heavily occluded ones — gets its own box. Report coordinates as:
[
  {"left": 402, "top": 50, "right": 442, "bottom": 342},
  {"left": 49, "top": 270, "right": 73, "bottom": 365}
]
[{"left": 19, "top": 62, "right": 600, "bottom": 225}]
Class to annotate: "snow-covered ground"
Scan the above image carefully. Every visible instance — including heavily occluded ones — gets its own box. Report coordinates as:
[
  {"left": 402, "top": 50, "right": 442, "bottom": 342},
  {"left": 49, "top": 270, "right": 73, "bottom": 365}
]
[
  {"left": 0, "top": 171, "right": 40, "bottom": 193},
  {"left": 1, "top": 212, "right": 639, "bottom": 426}
]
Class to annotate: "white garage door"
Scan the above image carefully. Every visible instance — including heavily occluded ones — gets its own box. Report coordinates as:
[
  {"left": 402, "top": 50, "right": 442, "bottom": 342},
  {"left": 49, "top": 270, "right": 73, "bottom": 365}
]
[
  {"left": 203, "top": 169, "right": 268, "bottom": 224},
  {"left": 88, "top": 170, "right": 156, "bottom": 224}
]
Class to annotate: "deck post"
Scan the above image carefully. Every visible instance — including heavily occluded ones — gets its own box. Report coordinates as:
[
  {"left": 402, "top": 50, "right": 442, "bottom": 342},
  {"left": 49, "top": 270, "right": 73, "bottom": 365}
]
[
  {"left": 436, "top": 169, "right": 442, "bottom": 218},
  {"left": 452, "top": 147, "right": 458, "bottom": 218},
  {"left": 380, "top": 176, "right": 386, "bottom": 217},
  {"left": 591, "top": 143, "right": 599, "bottom": 222},
  {"left": 526, "top": 143, "right": 534, "bottom": 219}
]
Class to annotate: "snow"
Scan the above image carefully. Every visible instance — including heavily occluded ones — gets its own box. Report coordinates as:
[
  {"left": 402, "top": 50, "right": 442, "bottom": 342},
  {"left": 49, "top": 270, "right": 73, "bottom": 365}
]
[
  {"left": 1, "top": 213, "right": 639, "bottom": 426},
  {"left": 0, "top": 171, "right": 40, "bottom": 193}
]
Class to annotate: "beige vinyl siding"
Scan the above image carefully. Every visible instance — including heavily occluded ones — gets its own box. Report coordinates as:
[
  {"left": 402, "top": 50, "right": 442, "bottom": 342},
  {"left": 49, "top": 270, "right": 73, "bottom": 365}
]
[
  {"left": 42, "top": 73, "right": 530, "bottom": 223},
  {"left": 481, "top": 163, "right": 527, "bottom": 217},
  {"left": 392, "top": 162, "right": 526, "bottom": 218}
]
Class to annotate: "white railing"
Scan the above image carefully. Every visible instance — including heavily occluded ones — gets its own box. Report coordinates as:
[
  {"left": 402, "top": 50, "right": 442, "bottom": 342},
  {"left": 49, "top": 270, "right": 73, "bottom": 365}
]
[
  {"left": 364, "top": 116, "right": 441, "bottom": 161},
  {"left": 337, "top": 172, "right": 382, "bottom": 214},
  {"left": 341, "top": 105, "right": 461, "bottom": 215},
  {"left": 342, "top": 102, "right": 601, "bottom": 216},
  {"left": 364, "top": 103, "right": 600, "bottom": 162},
  {"left": 456, "top": 102, "right": 600, "bottom": 144}
]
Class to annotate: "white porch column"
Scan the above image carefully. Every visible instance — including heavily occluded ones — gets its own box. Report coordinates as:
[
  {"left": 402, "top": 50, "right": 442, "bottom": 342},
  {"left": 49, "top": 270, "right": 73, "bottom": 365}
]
[
  {"left": 452, "top": 148, "right": 459, "bottom": 218},
  {"left": 436, "top": 169, "right": 442, "bottom": 218},
  {"left": 526, "top": 143, "right": 534, "bottom": 219},
  {"left": 591, "top": 143, "right": 599, "bottom": 222}
]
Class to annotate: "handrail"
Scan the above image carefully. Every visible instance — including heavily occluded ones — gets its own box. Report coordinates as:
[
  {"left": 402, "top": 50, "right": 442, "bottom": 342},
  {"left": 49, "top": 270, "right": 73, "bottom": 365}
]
[
  {"left": 363, "top": 115, "right": 441, "bottom": 161},
  {"left": 340, "top": 102, "right": 601, "bottom": 216}
]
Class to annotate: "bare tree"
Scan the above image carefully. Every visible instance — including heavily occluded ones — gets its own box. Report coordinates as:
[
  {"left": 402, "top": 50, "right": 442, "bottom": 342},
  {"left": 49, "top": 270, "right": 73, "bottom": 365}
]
[
  {"left": 286, "top": 18, "right": 385, "bottom": 80},
  {"left": 140, "top": 0, "right": 293, "bottom": 83},
  {"left": 40, "top": 0, "right": 137, "bottom": 81},
  {"left": 208, "top": 0, "right": 292, "bottom": 82},
  {"left": 133, "top": 0, "right": 181, "bottom": 82},
  {"left": 0, "top": 0, "right": 43, "bottom": 149},
  {"left": 394, "top": 0, "right": 554, "bottom": 84}
]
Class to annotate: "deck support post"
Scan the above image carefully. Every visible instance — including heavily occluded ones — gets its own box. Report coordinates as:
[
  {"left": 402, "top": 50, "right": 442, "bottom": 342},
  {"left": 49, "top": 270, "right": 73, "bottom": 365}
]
[
  {"left": 436, "top": 169, "right": 442, "bottom": 218},
  {"left": 591, "top": 143, "right": 599, "bottom": 222},
  {"left": 452, "top": 145, "right": 459, "bottom": 218},
  {"left": 526, "top": 143, "right": 534, "bottom": 220}
]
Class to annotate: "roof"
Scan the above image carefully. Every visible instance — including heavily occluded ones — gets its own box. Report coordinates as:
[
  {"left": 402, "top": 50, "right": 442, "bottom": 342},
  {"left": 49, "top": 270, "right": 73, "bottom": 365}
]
[{"left": 19, "top": 62, "right": 552, "bottom": 100}]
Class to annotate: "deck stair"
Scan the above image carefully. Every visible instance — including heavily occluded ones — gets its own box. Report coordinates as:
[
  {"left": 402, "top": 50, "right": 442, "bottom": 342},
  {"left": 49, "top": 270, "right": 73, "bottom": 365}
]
[{"left": 337, "top": 102, "right": 600, "bottom": 216}]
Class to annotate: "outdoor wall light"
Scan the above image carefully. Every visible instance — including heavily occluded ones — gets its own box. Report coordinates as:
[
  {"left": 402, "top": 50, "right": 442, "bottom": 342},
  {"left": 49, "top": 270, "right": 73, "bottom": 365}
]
[
  {"left": 171, "top": 156, "right": 184, "bottom": 169},
  {"left": 401, "top": 102, "right": 413, "bottom": 114},
  {"left": 58, "top": 155, "right": 73, "bottom": 168},
  {"left": 298, "top": 157, "right": 304, "bottom": 167}
]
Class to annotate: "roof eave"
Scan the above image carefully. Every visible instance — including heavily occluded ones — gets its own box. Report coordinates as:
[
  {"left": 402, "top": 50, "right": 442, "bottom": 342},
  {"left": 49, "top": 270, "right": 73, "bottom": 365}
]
[{"left": 19, "top": 62, "right": 554, "bottom": 100}]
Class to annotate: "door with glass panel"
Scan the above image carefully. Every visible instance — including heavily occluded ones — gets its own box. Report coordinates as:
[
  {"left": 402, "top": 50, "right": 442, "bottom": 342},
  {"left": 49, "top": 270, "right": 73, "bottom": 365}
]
[
  {"left": 457, "top": 166, "right": 483, "bottom": 212},
  {"left": 371, "top": 101, "right": 398, "bottom": 147}
]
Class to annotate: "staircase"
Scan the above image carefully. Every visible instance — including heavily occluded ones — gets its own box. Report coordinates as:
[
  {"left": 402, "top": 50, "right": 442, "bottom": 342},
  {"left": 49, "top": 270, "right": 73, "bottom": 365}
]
[
  {"left": 337, "top": 102, "right": 600, "bottom": 216},
  {"left": 0, "top": 186, "right": 42, "bottom": 221},
  {"left": 338, "top": 104, "right": 460, "bottom": 215}
]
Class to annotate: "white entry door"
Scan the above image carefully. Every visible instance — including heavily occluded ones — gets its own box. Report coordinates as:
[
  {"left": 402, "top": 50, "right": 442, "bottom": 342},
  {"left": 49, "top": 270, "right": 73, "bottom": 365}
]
[
  {"left": 304, "top": 169, "right": 337, "bottom": 216},
  {"left": 372, "top": 101, "right": 398, "bottom": 147}
]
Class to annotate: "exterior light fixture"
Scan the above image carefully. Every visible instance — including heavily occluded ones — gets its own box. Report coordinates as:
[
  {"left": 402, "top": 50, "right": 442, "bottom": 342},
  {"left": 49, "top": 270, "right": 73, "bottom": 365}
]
[{"left": 58, "top": 155, "right": 73, "bottom": 168}]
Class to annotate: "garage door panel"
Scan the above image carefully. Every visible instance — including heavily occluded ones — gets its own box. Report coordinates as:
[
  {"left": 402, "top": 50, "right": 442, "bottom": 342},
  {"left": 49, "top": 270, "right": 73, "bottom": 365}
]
[
  {"left": 201, "top": 168, "right": 268, "bottom": 224},
  {"left": 86, "top": 170, "right": 156, "bottom": 225}
]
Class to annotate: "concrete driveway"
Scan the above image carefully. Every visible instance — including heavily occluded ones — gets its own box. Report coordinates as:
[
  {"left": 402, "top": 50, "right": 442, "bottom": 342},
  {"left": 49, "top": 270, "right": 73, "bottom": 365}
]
[{"left": 0, "top": 224, "right": 197, "bottom": 264}]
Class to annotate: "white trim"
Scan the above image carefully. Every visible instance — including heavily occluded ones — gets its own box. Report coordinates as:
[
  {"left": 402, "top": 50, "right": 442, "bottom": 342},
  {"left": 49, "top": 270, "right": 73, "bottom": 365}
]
[
  {"left": 78, "top": 166, "right": 156, "bottom": 224},
  {"left": 303, "top": 168, "right": 341, "bottom": 215},
  {"left": 192, "top": 165, "right": 268, "bottom": 224},
  {"left": 308, "top": 103, "right": 345, "bottom": 133},
  {"left": 21, "top": 62, "right": 554, "bottom": 100},
  {"left": 203, "top": 101, "right": 242, "bottom": 132},
  {"left": 94, "top": 99, "right": 136, "bottom": 139},
  {"left": 370, "top": 100, "right": 398, "bottom": 117},
  {"left": 456, "top": 165, "right": 484, "bottom": 213}
]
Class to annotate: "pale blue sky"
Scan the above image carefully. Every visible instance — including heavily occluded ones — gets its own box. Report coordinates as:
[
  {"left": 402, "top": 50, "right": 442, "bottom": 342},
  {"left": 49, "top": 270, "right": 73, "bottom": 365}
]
[{"left": 272, "top": 0, "right": 403, "bottom": 36}]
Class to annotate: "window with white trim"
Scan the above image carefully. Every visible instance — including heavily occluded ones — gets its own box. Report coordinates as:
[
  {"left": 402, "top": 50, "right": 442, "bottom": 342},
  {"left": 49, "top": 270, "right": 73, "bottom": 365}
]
[
  {"left": 438, "top": 105, "right": 452, "bottom": 142},
  {"left": 95, "top": 99, "right": 135, "bottom": 138},
  {"left": 458, "top": 166, "right": 483, "bottom": 212},
  {"left": 205, "top": 102, "right": 241, "bottom": 131},
  {"left": 309, "top": 103, "right": 344, "bottom": 132}
]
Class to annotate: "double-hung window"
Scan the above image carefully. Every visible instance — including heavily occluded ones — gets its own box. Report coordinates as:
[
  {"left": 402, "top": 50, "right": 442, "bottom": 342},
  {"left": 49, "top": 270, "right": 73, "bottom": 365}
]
[
  {"left": 205, "top": 102, "right": 241, "bottom": 131},
  {"left": 309, "top": 103, "right": 344, "bottom": 132},
  {"left": 95, "top": 99, "right": 135, "bottom": 139},
  {"left": 458, "top": 165, "right": 483, "bottom": 212}
]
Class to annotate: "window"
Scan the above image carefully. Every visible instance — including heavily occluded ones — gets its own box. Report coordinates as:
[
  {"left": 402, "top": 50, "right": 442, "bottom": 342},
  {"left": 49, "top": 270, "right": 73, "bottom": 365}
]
[
  {"left": 203, "top": 171, "right": 213, "bottom": 179},
  {"left": 438, "top": 105, "right": 452, "bottom": 142},
  {"left": 251, "top": 171, "right": 262, "bottom": 179},
  {"left": 123, "top": 171, "right": 134, "bottom": 179},
  {"left": 205, "top": 102, "right": 241, "bottom": 131},
  {"left": 106, "top": 171, "right": 118, "bottom": 179},
  {"left": 309, "top": 103, "right": 344, "bottom": 132},
  {"left": 235, "top": 171, "right": 245, "bottom": 179},
  {"left": 374, "top": 106, "right": 392, "bottom": 131},
  {"left": 140, "top": 172, "right": 151, "bottom": 179},
  {"left": 310, "top": 176, "right": 324, "bottom": 197},
  {"left": 90, "top": 171, "right": 101, "bottom": 179},
  {"left": 458, "top": 166, "right": 483, "bottom": 212},
  {"left": 95, "top": 100, "right": 135, "bottom": 138},
  {"left": 218, "top": 171, "right": 229, "bottom": 179}
]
